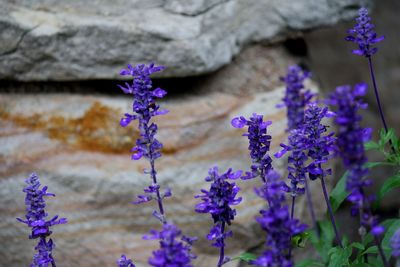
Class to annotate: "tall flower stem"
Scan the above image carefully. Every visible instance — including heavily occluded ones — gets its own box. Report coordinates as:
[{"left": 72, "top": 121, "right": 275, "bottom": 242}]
[
  {"left": 217, "top": 222, "right": 226, "bottom": 267},
  {"left": 304, "top": 178, "right": 320, "bottom": 238},
  {"left": 367, "top": 57, "right": 395, "bottom": 153},
  {"left": 320, "top": 175, "right": 342, "bottom": 248}
]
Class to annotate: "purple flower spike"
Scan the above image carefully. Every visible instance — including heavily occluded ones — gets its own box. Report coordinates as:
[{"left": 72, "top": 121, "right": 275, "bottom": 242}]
[
  {"left": 391, "top": 228, "right": 400, "bottom": 258},
  {"left": 275, "top": 129, "right": 308, "bottom": 197},
  {"left": 346, "top": 7, "right": 384, "bottom": 57},
  {"left": 195, "top": 166, "right": 242, "bottom": 266},
  {"left": 117, "top": 255, "right": 136, "bottom": 267},
  {"left": 329, "top": 84, "right": 389, "bottom": 265},
  {"left": 17, "top": 173, "right": 67, "bottom": 267},
  {"left": 253, "top": 170, "right": 307, "bottom": 267},
  {"left": 144, "top": 224, "right": 196, "bottom": 267},
  {"left": 280, "top": 65, "right": 314, "bottom": 130},
  {"left": 231, "top": 113, "right": 273, "bottom": 181}
]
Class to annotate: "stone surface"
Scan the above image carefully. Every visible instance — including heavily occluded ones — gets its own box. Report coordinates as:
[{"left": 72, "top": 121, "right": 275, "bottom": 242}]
[
  {"left": 0, "top": 0, "right": 371, "bottom": 81},
  {"left": 0, "top": 45, "right": 328, "bottom": 267}
]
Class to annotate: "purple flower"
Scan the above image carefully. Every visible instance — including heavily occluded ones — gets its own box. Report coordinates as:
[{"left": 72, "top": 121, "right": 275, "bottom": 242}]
[
  {"left": 275, "top": 129, "right": 308, "bottom": 197},
  {"left": 302, "top": 104, "right": 336, "bottom": 180},
  {"left": 391, "top": 228, "right": 400, "bottom": 258},
  {"left": 195, "top": 166, "right": 242, "bottom": 266},
  {"left": 118, "top": 63, "right": 170, "bottom": 223},
  {"left": 346, "top": 7, "right": 384, "bottom": 57},
  {"left": 279, "top": 65, "right": 314, "bottom": 130},
  {"left": 328, "top": 83, "right": 382, "bottom": 234},
  {"left": 144, "top": 224, "right": 196, "bottom": 267},
  {"left": 231, "top": 113, "right": 273, "bottom": 181},
  {"left": 17, "top": 173, "right": 67, "bottom": 267},
  {"left": 253, "top": 171, "right": 307, "bottom": 267},
  {"left": 117, "top": 255, "right": 135, "bottom": 267}
]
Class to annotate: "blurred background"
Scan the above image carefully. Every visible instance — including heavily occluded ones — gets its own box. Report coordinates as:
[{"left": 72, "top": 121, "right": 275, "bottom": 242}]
[{"left": 0, "top": 0, "right": 399, "bottom": 266}]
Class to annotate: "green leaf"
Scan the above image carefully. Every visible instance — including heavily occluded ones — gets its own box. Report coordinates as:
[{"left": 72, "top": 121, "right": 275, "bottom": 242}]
[
  {"left": 330, "top": 172, "right": 349, "bottom": 213},
  {"left": 364, "top": 141, "right": 380, "bottom": 151},
  {"left": 350, "top": 242, "right": 365, "bottom": 250},
  {"left": 381, "top": 218, "right": 400, "bottom": 259},
  {"left": 328, "top": 246, "right": 352, "bottom": 267},
  {"left": 292, "top": 231, "right": 310, "bottom": 248},
  {"left": 310, "top": 221, "right": 335, "bottom": 262},
  {"left": 377, "top": 173, "right": 400, "bottom": 202},
  {"left": 361, "top": 246, "right": 378, "bottom": 255},
  {"left": 231, "top": 252, "right": 257, "bottom": 263},
  {"left": 295, "top": 259, "right": 324, "bottom": 267},
  {"left": 350, "top": 263, "right": 372, "bottom": 267},
  {"left": 364, "top": 161, "right": 393, "bottom": 168}
]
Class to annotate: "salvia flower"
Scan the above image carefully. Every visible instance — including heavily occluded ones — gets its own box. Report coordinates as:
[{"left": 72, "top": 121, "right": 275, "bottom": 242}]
[
  {"left": 117, "top": 255, "right": 136, "bottom": 267},
  {"left": 17, "top": 173, "right": 67, "bottom": 267},
  {"left": 302, "top": 104, "right": 336, "bottom": 180},
  {"left": 275, "top": 129, "right": 308, "bottom": 197},
  {"left": 328, "top": 83, "right": 382, "bottom": 234},
  {"left": 144, "top": 223, "right": 196, "bottom": 267},
  {"left": 253, "top": 171, "right": 307, "bottom": 267},
  {"left": 118, "top": 63, "right": 170, "bottom": 222},
  {"left": 346, "top": 7, "right": 384, "bottom": 57},
  {"left": 195, "top": 166, "right": 242, "bottom": 265},
  {"left": 279, "top": 65, "right": 314, "bottom": 130},
  {"left": 391, "top": 228, "right": 400, "bottom": 258},
  {"left": 231, "top": 113, "right": 273, "bottom": 181}
]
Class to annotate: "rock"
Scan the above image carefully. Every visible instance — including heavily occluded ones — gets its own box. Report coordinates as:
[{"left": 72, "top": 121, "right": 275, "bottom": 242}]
[
  {"left": 0, "top": 45, "right": 327, "bottom": 267},
  {"left": 0, "top": 0, "right": 371, "bottom": 81}
]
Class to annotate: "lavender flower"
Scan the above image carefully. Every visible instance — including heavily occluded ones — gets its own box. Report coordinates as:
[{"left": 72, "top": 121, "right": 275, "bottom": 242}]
[
  {"left": 302, "top": 104, "right": 342, "bottom": 246},
  {"left": 346, "top": 7, "right": 384, "bottom": 57},
  {"left": 253, "top": 171, "right": 307, "bottom": 267},
  {"left": 195, "top": 166, "right": 242, "bottom": 266},
  {"left": 144, "top": 224, "right": 196, "bottom": 267},
  {"left": 302, "top": 104, "right": 335, "bottom": 180},
  {"left": 231, "top": 113, "right": 273, "bottom": 181},
  {"left": 117, "top": 255, "right": 135, "bottom": 267},
  {"left": 329, "top": 83, "right": 389, "bottom": 266},
  {"left": 275, "top": 129, "right": 308, "bottom": 198},
  {"left": 118, "top": 63, "right": 170, "bottom": 223},
  {"left": 391, "top": 228, "right": 400, "bottom": 258},
  {"left": 17, "top": 173, "right": 67, "bottom": 267},
  {"left": 279, "top": 65, "right": 313, "bottom": 130},
  {"left": 346, "top": 7, "right": 392, "bottom": 148}
]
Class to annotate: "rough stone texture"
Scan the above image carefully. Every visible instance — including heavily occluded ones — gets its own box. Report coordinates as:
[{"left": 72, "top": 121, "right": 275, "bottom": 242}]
[
  {"left": 0, "top": 45, "right": 329, "bottom": 267},
  {"left": 0, "top": 0, "right": 371, "bottom": 81}
]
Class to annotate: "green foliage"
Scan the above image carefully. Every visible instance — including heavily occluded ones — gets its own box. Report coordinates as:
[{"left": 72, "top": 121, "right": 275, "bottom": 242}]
[
  {"left": 310, "top": 221, "right": 335, "bottom": 262},
  {"left": 327, "top": 246, "right": 352, "bottom": 267},
  {"left": 377, "top": 172, "right": 400, "bottom": 203},
  {"left": 295, "top": 259, "right": 324, "bottom": 267},
  {"left": 381, "top": 218, "right": 400, "bottom": 259},
  {"left": 365, "top": 128, "right": 400, "bottom": 166},
  {"left": 292, "top": 231, "right": 310, "bottom": 248},
  {"left": 231, "top": 252, "right": 257, "bottom": 263},
  {"left": 329, "top": 172, "right": 349, "bottom": 213}
]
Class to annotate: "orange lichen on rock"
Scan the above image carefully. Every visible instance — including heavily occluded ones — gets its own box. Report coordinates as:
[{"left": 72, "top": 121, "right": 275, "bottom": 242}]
[{"left": 1, "top": 102, "right": 139, "bottom": 154}]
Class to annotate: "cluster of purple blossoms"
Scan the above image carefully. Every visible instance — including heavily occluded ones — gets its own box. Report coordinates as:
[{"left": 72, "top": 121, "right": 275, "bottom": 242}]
[
  {"left": 117, "top": 255, "right": 136, "bottom": 267},
  {"left": 275, "top": 129, "right": 308, "bottom": 198},
  {"left": 346, "top": 7, "right": 384, "bottom": 57},
  {"left": 279, "top": 65, "right": 314, "bottom": 130},
  {"left": 17, "top": 173, "right": 67, "bottom": 267},
  {"left": 195, "top": 166, "right": 242, "bottom": 266},
  {"left": 231, "top": 113, "right": 273, "bottom": 181},
  {"left": 302, "top": 104, "right": 336, "bottom": 180},
  {"left": 144, "top": 224, "right": 197, "bottom": 267},
  {"left": 118, "top": 63, "right": 170, "bottom": 222},
  {"left": 328, "top": 83, "right": 382, "bottom": 235},
  {"left": 253, "top": 171, "right": 307, "bottom": 267}
]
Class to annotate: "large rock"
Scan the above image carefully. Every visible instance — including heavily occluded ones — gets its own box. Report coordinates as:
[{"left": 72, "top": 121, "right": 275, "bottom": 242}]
[
  {"left": 0, "top": 45, "right": 327, "bottom": 266},
  {"left": 0, "top": 0, "right": 371, "bottom": 81}
]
